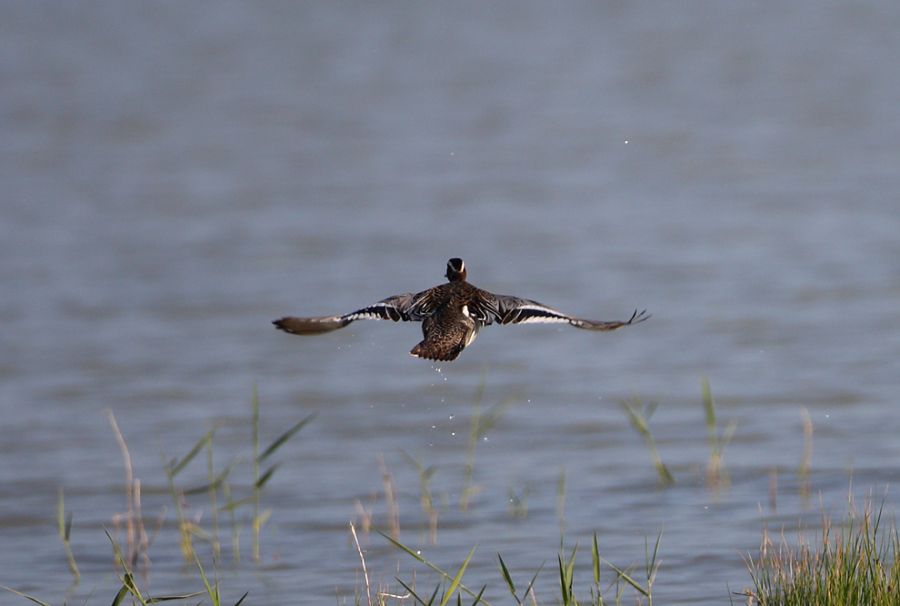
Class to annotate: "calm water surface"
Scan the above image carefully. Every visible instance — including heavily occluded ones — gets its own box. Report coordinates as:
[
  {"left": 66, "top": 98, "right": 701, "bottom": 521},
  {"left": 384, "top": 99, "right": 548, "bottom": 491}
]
[{"left": 2, "top": 2, "right": 900, "bottom": 604}]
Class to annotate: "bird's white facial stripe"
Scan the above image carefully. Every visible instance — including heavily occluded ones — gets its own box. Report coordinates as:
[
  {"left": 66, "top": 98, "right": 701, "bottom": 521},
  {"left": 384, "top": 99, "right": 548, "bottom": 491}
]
[{"left": 461, "top": 304, "right": 470, "bottom": 317}]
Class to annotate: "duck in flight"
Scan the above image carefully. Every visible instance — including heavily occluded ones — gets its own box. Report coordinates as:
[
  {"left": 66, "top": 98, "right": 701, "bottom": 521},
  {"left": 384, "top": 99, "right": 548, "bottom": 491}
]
[{"left": 273, "top": 258, "right": 649, "bottom": 362}]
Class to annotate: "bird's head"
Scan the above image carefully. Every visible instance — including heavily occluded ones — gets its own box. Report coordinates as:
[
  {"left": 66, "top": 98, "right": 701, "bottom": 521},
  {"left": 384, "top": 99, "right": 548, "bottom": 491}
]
[{"left": 445, "top": 258, "right": 467, "bottom": 282}]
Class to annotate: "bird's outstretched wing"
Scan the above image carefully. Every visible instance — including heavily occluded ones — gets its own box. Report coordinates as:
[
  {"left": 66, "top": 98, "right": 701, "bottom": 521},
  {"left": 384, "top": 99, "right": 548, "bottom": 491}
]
[
  {"left": 489, "top": 294, "right": 650, "bottom": 331},
  {"left": 273, "top": 292, "right": 420, "bottom": 335}
]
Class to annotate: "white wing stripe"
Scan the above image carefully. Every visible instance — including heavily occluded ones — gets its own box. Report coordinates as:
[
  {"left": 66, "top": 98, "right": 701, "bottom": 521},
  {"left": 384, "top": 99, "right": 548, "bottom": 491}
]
[{"left": 514, "top": 316, "right": 572, "bottom": 324}]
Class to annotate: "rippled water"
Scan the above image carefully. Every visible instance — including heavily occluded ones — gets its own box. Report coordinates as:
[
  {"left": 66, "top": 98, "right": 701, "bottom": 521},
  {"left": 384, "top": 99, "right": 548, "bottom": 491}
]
[{"left": 3, "top": 2, "right": 900, "bottom": 604}]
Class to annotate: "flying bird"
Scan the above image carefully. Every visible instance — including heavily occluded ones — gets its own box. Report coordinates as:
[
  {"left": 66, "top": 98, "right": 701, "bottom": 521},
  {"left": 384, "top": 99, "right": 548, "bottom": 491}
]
[{"left": 273, "top": 258, "right": 649, "bottom": 361}]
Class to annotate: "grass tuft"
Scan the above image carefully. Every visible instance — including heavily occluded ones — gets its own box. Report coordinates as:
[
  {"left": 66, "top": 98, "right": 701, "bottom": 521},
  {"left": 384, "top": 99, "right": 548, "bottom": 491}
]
[
  {"left": 701, "top": 378, "right": 736, "bottom": 490},
  {"left": 383, "top": 531, "right": 658, "bottom": 606},
  {"left": 742, "top": 498, "right": 900, "bottom": 605},
  {"left": 620, "top": 399, "right": 673, "bottom": 487}
]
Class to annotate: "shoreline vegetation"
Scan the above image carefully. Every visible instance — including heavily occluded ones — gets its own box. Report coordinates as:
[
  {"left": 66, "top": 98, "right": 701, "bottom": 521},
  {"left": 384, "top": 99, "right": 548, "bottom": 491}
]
[{"left": 2, "top": 382, "right": 895, "bottom": 605}]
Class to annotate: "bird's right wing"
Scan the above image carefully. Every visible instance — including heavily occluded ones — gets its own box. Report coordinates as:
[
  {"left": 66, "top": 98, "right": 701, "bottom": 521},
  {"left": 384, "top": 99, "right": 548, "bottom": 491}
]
[{"left": 273, "top": 292, "right": 421, "bottom": 335}]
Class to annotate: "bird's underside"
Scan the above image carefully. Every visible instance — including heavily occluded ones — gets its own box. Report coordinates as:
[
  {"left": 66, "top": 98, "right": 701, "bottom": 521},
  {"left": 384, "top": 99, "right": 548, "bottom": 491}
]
[{"left": 274, "top": 267, "right": 649, "bottom": 362}]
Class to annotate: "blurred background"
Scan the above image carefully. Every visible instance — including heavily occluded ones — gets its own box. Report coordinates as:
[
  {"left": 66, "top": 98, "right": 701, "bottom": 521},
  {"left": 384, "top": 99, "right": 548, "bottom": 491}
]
[{"left": 2, "top": 1, "right": 899, "bottom": 603}]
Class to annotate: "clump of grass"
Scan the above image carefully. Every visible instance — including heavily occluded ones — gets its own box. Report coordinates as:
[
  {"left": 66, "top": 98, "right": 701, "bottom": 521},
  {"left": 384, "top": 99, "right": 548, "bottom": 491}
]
[
  {"left": 381, "top": 532, "right": 483, "bottom": 605},
  {"left": 4, "top": 389, "right": 306, "bottom": 606},
  {"left": 620, "top": 399, "right": 673, "bottom": 487},
  {"left": 401, "top": 450, "right": 440, "bottom": 544},
  {"left": 378, "top": 455, "right": 401, "bottom": 541},
  {"left": 106, "top": 409, "right": 151, "bottom": 571},
  {"left": 701, "top": 378, "right": 735, "bottom": 490},
  {"left": 379, "top": 530, "right": 661, "bottom": 606},
  {"left": 3, "top": 530, "right": 247, "bottom": 606},
  {"left": 741, "top": 499, "right": 900, "bottom": 605},
  {"left": 250, "top": 387, "right": 316, "bottom": 562},
  {"left": 161, "top": 388, "right": 315, "bottom": 564},
  {"left": 460, "top": 381, "right": 514, "bottom": 512},
  {"left": 163, "top": 426, "right": 217, "bottom": 562}
]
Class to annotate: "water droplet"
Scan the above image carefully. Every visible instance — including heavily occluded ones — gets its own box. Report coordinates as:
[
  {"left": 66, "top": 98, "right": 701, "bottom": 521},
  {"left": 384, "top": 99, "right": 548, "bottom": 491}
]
[
  {"left": 448, "top": 414, "right": 454, "bottom": 420},
  {"left": 451, "top": 432, "right": 456, "bottom": 436}
]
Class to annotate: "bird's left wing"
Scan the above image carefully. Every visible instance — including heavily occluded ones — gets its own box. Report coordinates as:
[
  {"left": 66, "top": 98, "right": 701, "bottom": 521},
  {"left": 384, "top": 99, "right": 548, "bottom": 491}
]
[{"left": 486, "top": 293, "right": 650, "bottom": 331}]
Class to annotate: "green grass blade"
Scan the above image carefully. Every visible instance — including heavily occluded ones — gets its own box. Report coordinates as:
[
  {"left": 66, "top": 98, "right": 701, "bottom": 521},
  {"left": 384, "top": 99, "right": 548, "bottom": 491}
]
[
  {"left": 146, "top": 597, "right": 192, "bottom": 603},
  {"left": 602, "top": 559, "right": 649, "bottom": 597},
  {"left": 185, "top": 461, "right": 236, "bottom": 496},
  {"left": 565, "top": 544, "right": 577, "bottom": 586},
  {"left": 123, "top": 572, "right": 146, "bottom": 603},
  {"left": 620, "top": 401, "right": 649, "bottom": 436},
  {"left": 469, "top": 585, "right": 486, "bottom": 605},
  {"left": 620, "top": 399, "right": 674, "bottom": 486},
  {"left": 440, "top": 546, "right": 476, "bottom": 606},
  {"left": 194, "top": 554, "right": 220, "bottom": 606},
  {"left": 592, "top": 534, "right": 601, "bottom": 585},
  {"left": 497, "top": 554, "right": 519, "bottom": 601},
  {"left": 111, "top": 582, "right": 130, "bottom": 606},
  {"left": 254, "top": 463, "right": 281, "bottom": 489},
  {"left": 395, "top": 578, "right": 429, "bottom": 606},
  {"left": 427, "top": 584, "right": 441, "bottom": 606},
  {"left": 557, "top": 555, "right": 572, "bottom": 606},
  {"left": 701, "top": 377, "right": 715, "bottom": 432},
  {"left": 523, "top": 562, "right": 544, "bottom": 601},
  {"left": 0, "top": 585, "right": 53, "bottom": 606},
  {"left": 57, "top": 488, "right": 80, "bottom": 581},
  {"left": 380, "top": 530, "right": 428, "bottom": 564},
  {"left": 219, "top": 495, "right": 255, "bottom": 512},
  {"left": 169, "top": 429, "right": 215, "bottom": 477},
  {"left": 104, "top": 528, "right": 125, "bottom": 569},
  {"left": 232, "top": 591, "right": 249, "bottom": 606},
  {"left": 646, "top": 532, "right": 663, "bottom": 586},
  {"left": 258, "top": 413, "right": 316, "bottom": 463}
]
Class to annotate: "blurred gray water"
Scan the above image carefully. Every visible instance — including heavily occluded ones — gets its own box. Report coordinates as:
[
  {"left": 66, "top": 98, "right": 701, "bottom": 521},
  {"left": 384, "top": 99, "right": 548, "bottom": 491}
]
[{"left": 2, "top": 1, "right": 900, "bottom": 603}]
